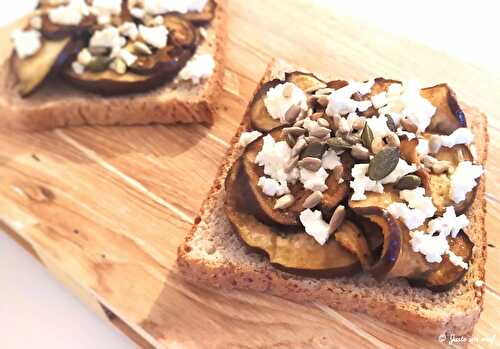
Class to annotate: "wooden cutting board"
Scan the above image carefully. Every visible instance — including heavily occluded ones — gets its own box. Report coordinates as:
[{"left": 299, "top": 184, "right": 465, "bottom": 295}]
[{"left": 1, "top": 1, "right": 500, "bottom": 348}]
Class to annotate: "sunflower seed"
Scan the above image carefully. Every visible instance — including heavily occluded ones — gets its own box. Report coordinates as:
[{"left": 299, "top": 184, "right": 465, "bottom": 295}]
[
  {"left": 352, "top": 117, "right": 366, "bottom": 130},
  {"left": 292, "top": 138, "right": 307, "bottom": 157},
  {"left": 293, "top": 119, "right": 305, "bottom": 128},
  {"left": 351, "top": 144, "right": 370, "bottom": 160},
  {"left": 284, "top": 104, "right": 302, "bottom": 123},
  {"left": 303, "top": 191, "right": 323, "bottom": 209},
  {"left": 305, "top": 136, "right": 322, "bottom": 144},
  {"left": 309, "top": 112, "right": 323, "bottom": 121},
  {"left": 110, "top": 58, "right": 127, "bottom": 74},
  {"left": 429, "top": 135, "right": 442, "bottom": 154},
  {"left": 457, "top": 147, "right": 465, "bottom": 162},
  {"left": 368, "top": 146, "right": 400, "bottom": 180},
  {"left": 282, "top": 83, "right": 294, "bottom": 98},
  {"left": 309, "top": 126, "right": 331, "bottom": 139},
  {"left": 274, "top": 194, "right": 295, "bottom": 210},
  {"left": 395, "top": 174, "right": 421, "bottom": 190},
  {"left": 87, "top": 56, "right": 112, "bottom": 72},
  {"left": 371, "top": 137, "right": 385, "bottom": 154},
  {"left": 317, "top": 118, "right": 330, "bottom": 128},
  {"left": 344, "top": 134, "right": 361, "bottom": 145},
  {"left": 317, "top": 95, "right": 329, "bottom": 107},
  {"left": 88, "top": 46, "right": 111, "bottom": 57},
  {"left": 386, "top": 132, "right": 400, "bottom": 147},
  {"left": 133, "top": 41, "right": 153, "bottom": 55},
  {"left": 432, "top": 160, "right": 451, "bottom": 174},
  {"left": 284, "top": 155, "right": 299, "bottom": 173},
  {"left": 285, "top": 133, "right": 296, "bottom": 148},
  {"left": 315, "top": 88, "right": 336, "bottom": 95},
  {"left": 386, "top": 115, "right": 397, "bottom": 132},
  {"left": 299, "top": 157, "right": 322, "bottom": 171},
  {"left": 283, "top": 126, "right": 306, "bottom": 137},
  {"left": 328, "top": 205, "right": 346, "bottom": 234},
  {"left": 332, "top": 115, "right": 342, "bottom": 130},
  {"left": 327, "top": 137, "right": 352, "bottom": 150},
  {"left": 361, "top": 123, "right": 374, "bottom": 149},
  {"left": 422, "top": 155, "right": 438, "bottom": 168},
  {"left": 401, "top": 118, "right": 418, "bottom": 133},
  {"left": 77, "top": 48, "right": 92, "bottom": 66}
]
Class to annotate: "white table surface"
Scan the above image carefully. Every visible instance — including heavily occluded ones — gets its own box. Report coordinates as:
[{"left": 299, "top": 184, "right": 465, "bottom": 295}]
[{"left": 1, "top": 1, "right": 498, "bottom": 349}]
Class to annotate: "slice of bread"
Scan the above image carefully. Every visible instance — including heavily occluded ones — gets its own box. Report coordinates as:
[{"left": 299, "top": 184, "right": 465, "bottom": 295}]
[
  {"left": 0, "top": 1, "right": 226, "bottom": 131},
  {"left": 177, "top": 59, "right": 489, "bottom": 337}
]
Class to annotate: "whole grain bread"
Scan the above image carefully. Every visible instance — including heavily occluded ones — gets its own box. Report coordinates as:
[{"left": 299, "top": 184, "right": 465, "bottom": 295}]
[
  {"left": 177, "top": 59, "right": 489, "bottom": 337},
  {"left": 0, "top": 1, "right": 226, "bottom": 131}
]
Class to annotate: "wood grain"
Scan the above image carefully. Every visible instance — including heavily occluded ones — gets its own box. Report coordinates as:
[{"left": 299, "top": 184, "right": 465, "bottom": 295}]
[{"left": 0, "top": 1, "right": 499, "bottom": 348}]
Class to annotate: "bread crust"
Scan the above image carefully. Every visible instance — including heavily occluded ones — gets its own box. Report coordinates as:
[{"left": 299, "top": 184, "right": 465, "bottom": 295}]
[
  {"left": 0, "top": 0, "right": 227, "bottom": 131},
  {"left": 177, "top": 59, "right": 489, "bottom": 337}
]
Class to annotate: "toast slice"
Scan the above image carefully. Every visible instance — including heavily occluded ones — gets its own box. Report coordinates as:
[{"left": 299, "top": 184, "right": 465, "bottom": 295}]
[
  {"left": 0, "top": 1, "right": 226, "bottom": 131},
  {"left": 177, "top": 59, "right": 489, "bottom": 337}
]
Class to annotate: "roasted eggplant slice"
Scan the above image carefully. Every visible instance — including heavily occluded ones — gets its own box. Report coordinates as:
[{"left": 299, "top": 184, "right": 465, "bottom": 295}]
[
  {"left": 130, "top": 45, "right": 192, "bottom": 75},
  {"left": 423, "top": 143, "right": 475, "bottom": 215},
  {"left": 182, "top": 0, "right": 216, "bottom": 25},
  {"left": 335, "top": 225, "right": 374, "bottom": 270},
  {"left": 224, "top": 161, "right": 361, "bottom": 277},
  {"left": 422, "top": 84, "right": 467, "bottom": 135},
  {"left": 242, "top": 127, "right": 351, "bottom": 226},
  {"left": 285, "top": 71, "right": 326, "bottom": 93},
  {"left": 164, "top": 15, "right": 198, "bottom": 48},
  {"left": 248, "top": 80, "right": 284, "bottom": 132},
  {"left": 40, "top": 14, "right": 96, "bottom": 40},
  {"left": 64, "top": 48, "right": 191, "bottom": 95},
  {"left": 11, "top": 37, "right": 81, "bottom": 96},
  {"left": 357, "top": 78, "right": 400, "bottom": 117}
]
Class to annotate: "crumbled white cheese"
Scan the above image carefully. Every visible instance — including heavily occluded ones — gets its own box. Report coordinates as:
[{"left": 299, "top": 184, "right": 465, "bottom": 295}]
[
  {"left": 118, "top": 49, "right": 137, "bottom": 67},
  {"left": 322, "top": 149, "right": 341, "bottom": 170},
  {"left": 143, "top": 0, "right": 208, "bottom": 15},
  {"left": 97, "top": 14, "right": 111, "bottom": 25},
  {"left": 119, "top": 22, "right": 139, "bottom": 40},
  {"left": 76, "top": 48, "right": 92, "bottom": 65},
  {"left": 450, "top": 161, "right": 483, "bottom": 203},
  {"left": 346, "top": 112, "right": 364, "bottom": 130},
  {"left": 387, "top": 187, "right": 436, "bottom": 230},
  {"left": 474, "top": 280, "right": 484, "bottom": 288},
  {"left": 410, "top": 206, "right": 470, "bottom": 267},
  {"left": 325, "top": 79, "right": 374, "bottom": 117},
  {"left": 379, "top": 158, "right": 417, "bottom": 185},
  {"left": 71, "top": 61, "right": 85, "bottom": 75},
  {"left": 447, "top": 250, "right": 469, "bottom": 270},
  {"left": 263, "top": 82, "right": 307, "bottom": 123},
  {"left": 257, "top": 176, "right": 288, "bottom": 197},
  {"left": 440, "top": 128, "right": 474, "bottom": 148},
  {"left": 410, "top": 230, "right": 450, "bottom": 263},
  {"left": 239, "top": 130, "right": 262, "bottom": 147},
  {"left": 396, "top": 128, "right": 416, "bottom": 140},
  {"left": 378, "top": 80, "right": 436, "bottom": 133},
  {"left": 300, "top": 167, "right": 329, "bottom": 192},
  {"left": 371, "top": 91, "right": 387, "bottom": 109},
  {"left": 350, "top": 164, "right": 383, "bottom": 201},
  {"left": 139, "top": 24, "right": 168, "bottom": 49},
  {"left": 416, "top": 138, "right": 429, "bottom": 156},
  {"left": 299, "top": 209, "right": 331, "bottom": 245},
  {"left": 11, "top": 29, "right": 41, "bottom": 59},
  {"left": 130, "top": 7, "right": 145, "bottom": 18},
  {"left": 90, "top": 26, "right": 126, "bottom": 57},
  {"left": 428, "top": 206, "right": 469, "bottom": 238},
  {"left": 48, "top": 0, "right": 89, "bottom": 26},
  {"left": 366, "top": 114, "right": 392, "bottom": 140},
  {"left": 92, "top": 0, "right": 122, "bottom": 15},
  {"left": 178, "top": 54, "right": 215, "bottom": 84},
  {"left": 30, "top": 16, "right": 42, "bottom": 30}
]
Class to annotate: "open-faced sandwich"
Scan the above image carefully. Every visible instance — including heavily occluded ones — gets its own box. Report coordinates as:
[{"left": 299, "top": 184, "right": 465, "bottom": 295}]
[
  {"left": 0, "top": 0, "right": 225, "bottom": 130},
  {"left": 178, "top": 59, "right": 488, "bottom": 337}
]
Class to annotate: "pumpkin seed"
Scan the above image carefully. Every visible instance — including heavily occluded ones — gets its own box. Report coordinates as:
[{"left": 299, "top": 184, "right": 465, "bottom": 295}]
[
  {"left": 361, "top": 122, "right": 374, "bottom": 149},
  {"left": 284, "top": 104, "right": 302, "bottom": 123},
  {"left": 303, "top": 191, "right": 323, "bottom": 209},
  {"left": 368, "top": 146, "right": 400, "bottom": 180},
  {"left": 327, "top": 137, "right": 352, "bottom": 150},
  {"left": 386, "top": 115, "right": 396, "bottom": 132},
  {"left": 351, "top": 144, "right": 370, "bottom": 160},
  {"left": 87, "top": 57, "right": 111, "bottom": 72},
  {"left": 395, "top": 174, "right": 421, "bottom": 190},
  {"left": 328, "top": 205, "right": 346, "bottom": 234},
  {"left": 299, "top": 157, "right": 322, "bottom": 171},
  {"left": 300, "top": 141, "right": 326, "bottom": 159},
  {"left": 274, "top": 194, "right": 295, "bottom": 210},
  {"left": 88, "top": 46, "right": 111, "bottom": 57}
]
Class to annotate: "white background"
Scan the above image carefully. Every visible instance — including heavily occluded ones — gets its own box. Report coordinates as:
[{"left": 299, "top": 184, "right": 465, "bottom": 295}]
[{"left": 0, "top": 1, "right": 498, "bottom": 348}]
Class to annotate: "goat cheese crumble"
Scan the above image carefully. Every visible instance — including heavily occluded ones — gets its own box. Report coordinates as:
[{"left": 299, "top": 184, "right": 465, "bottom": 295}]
[
  {"left": 239, "top": 131, "right": 262, "bottom": 147},
  {"left": 299, "top": 209, "right": 331, "bottom": 245},
  {"left": 264, "top": 82, "right": 307, "bottom": 123},
  {"left": 440, "top": 128, "right": 474, "bottom": 148},
  {"left": 450, "top": 161, "right": 483, "bottom": 203},
  {"left": 325, "top": 80, "right": 374, "bottom": 117},
  {"left": 11, "top": 29, "right": 41, "bottom": 59},
  {"left": 178, "top": 54, "right": 215, "bottom": 84}
]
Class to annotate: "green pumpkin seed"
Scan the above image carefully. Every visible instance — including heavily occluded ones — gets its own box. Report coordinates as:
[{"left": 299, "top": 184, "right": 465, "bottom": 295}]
[
  {"left": 327, "top": 137, "right": 352, "bottom": 150},
  {"left": 86, "top": 57, "right": 111, "bottom": 72},
  {"left": 395, "top": 174, "right": 421, "bottom": 190},
  {"left": 368, "top": 146, "right": 400, "bottom": 180},
  {"left": 300, "top": 141, "right": 326, "bottom": 159},
  {"left": 361, "top": 123, "right": 374, "bottom": 149},
  {"left": 88, "top": 46, "right": 112, "bottom": 57},
  {"left": 386, "top": 115, "right": 396, "bottom": 132}
]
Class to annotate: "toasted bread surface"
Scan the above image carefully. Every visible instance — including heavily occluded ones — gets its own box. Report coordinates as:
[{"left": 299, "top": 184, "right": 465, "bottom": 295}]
[
  {"left": 0, "top": 1, "right": 227, "bottom": 131},
  {"left": 177, "top": 59, "right": 488, "bottom": 337}
]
